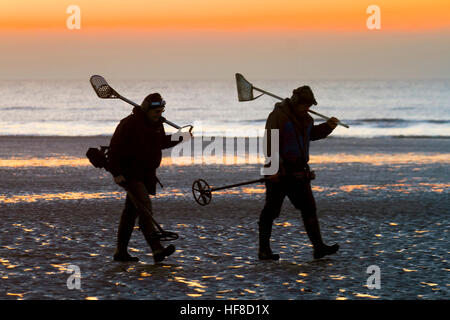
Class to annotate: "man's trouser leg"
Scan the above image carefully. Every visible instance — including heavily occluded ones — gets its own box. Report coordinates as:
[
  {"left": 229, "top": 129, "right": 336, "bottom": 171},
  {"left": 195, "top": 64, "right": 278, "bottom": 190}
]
[
  {"left": 287, "top": 180, "right": 324, "bottom": 248},
  {"left": 258, "top": 180, "right": 285, "bottom": 259},
  {"left": 116, "top": 194, "right": 138, "bottom": 254},
  {"left": 126, "top": 181, "right": 164, "bottom": 253},
  {"left": 287, "top": 180, "right": 339, "bottom": 258}
]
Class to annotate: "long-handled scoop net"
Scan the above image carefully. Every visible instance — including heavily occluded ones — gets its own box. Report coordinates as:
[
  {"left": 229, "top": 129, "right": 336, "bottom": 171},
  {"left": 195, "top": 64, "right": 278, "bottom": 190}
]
[
  {"left": 192, "top": 178, "right": 267, "bottom": 206},
  {"left": 235, "top": 73, "right": 349, "bottom": 128},
  {"left": 90, "top": 75, "right": 193, "bottom": 131}
]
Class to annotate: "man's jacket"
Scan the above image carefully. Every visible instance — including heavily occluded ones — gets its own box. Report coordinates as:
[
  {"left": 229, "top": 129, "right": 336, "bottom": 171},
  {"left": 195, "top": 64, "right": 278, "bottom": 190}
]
[
  {"left": 265, "top": 98, "right": 333, "bottom": 173},
  {"left": 108, "top": 106, "right": 180, "bottom": 194}
]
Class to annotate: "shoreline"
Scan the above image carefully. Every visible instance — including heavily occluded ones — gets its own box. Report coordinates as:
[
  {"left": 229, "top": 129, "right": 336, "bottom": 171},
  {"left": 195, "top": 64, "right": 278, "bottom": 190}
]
[
  {"left": 1, "top": 134, "right": 449, "bottom": 139},
  {"left": 1, "top": 136, "right": 449, "bottom": 158}
]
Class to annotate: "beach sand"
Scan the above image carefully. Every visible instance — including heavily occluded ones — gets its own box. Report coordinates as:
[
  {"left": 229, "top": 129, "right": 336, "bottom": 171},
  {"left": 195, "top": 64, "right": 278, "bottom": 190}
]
[{"left": 0, "top": 136, "right": 449, "bottom": 300}]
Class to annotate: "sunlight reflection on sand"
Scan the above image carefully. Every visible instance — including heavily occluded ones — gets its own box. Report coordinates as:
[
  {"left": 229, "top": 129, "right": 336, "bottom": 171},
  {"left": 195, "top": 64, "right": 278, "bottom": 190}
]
[
  {"left": 2, "top": 180, "right": 447, "bottom": 204},
  {"left": 1, "top": 152, "right": 449, "bottom": 168}
]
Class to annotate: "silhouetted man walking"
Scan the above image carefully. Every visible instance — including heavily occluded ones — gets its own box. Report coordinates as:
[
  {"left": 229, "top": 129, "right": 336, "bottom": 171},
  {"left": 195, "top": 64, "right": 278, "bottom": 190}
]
[
  {"left": 108, "top": 93, "right": 183, "bottom": 263},
  {"left": 259, "top": 86, "right": 340, "bottom": 260}
]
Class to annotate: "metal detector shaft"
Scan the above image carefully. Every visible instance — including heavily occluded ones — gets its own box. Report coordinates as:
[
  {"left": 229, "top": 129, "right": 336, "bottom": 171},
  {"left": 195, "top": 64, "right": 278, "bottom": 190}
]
[
  {"left": 124, "top": 188, "right": 178, "bottom": 241},
  {"left": 125, "top": 190, "right": 165, "bottom": 234},
  {"left": 211, "top": 178, "right": 266, "bottom": 192},
  {"left": 252, "top": 86, "right": 349, "bottom": 129}
]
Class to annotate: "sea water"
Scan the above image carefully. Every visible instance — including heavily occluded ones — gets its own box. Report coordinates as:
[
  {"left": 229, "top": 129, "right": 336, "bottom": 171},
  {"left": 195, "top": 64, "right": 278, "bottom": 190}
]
[{"left": 0, "top": 79, "right": 449, "bottom": 138}]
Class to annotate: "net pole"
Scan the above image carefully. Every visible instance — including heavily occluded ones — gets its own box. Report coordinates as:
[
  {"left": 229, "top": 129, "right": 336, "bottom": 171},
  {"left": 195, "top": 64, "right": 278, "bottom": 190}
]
[
  {"left": 253, "top": 86, "right": 349, "bottom": 128},
  {"left": 253, "top": 86, "right": 284, "bottom": 101},
  {"left": 118, "top": 94, "right": 182, "bottom": 129},
  {"left": 117, "top": 94, "right": 141, "bottom": 108}
]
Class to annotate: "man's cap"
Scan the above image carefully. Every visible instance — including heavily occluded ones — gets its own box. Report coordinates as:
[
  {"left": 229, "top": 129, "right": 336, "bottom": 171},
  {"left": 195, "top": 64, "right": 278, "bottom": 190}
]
[
  {"left": 141, "top": 93, "right": 166, "bottom": 110},
  {"left": 292, "top": 86, "right": 317, "bottom": 106}
]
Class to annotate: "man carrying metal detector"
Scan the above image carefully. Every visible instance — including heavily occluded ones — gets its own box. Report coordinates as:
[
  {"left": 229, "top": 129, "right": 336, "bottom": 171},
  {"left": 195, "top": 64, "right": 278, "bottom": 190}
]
[
  {"left": 236, "top": 74, "right": 344, "bottom": 260},
  {"left": 107, "top": 92, "right": 191, "bottom": 263},
  {"left": 89, "top": 75, "right": 192, "bottom": 263}
]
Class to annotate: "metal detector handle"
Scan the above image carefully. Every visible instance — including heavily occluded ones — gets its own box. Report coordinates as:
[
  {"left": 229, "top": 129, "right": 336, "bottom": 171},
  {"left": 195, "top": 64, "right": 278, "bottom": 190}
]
[{"left": 253, "top": 86, "right": 349, "bottom": 128}]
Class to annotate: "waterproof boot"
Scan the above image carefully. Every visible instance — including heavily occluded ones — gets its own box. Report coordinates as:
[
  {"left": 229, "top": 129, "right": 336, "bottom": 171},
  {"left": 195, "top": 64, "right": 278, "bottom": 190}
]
[
  {"left": 153, "top": 244, "right": 176, "bottom": 263},
  {"left": 258, "top": 221, "right": 280, "bottom": 260},
  {"left": 138, "top": 217, "right": 175, "bottom": 263},
  {"left": 313, "top": 244, "right": 340, "bottom": 259},
  {"left": 113, "top": 251, "right": 139, "bottom": 262},
  {"left": 114, "top": 210, "right": 139, "bottom": 262},
  {"left": 258, "top": 245, "right": 280, "bottom": 261},
  {"left": 303, "top": 214, "right": 339, "bottom": 259}
]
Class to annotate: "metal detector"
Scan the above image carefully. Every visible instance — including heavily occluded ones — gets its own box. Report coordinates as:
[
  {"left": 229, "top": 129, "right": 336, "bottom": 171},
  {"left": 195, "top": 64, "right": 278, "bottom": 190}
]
[
  {"left": 235, "top": 73, "right": 349, "bottom": 128},
  {"left": 192, "top": 178, "right": 266, "bottom": 206},
  {"left": 90, "top": 75, "right": 193, "bottom": 131},
  {"left": 86, "top": 146, "right": 178, "bottom": 242},
  {"left": 125, "top": 189, "right": 179, "bottom": 241}
]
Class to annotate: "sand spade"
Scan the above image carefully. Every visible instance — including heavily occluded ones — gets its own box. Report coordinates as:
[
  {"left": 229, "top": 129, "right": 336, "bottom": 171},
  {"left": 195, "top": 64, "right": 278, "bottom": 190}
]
[
  {"left": 192, "top": 178, "right": 267, "bottom": 206},
  {"left": 235, "top": 73, "right": 350, "bottom": 128},
  {"left": 90, "top": 75, "right": 193, "bottom": 132}
]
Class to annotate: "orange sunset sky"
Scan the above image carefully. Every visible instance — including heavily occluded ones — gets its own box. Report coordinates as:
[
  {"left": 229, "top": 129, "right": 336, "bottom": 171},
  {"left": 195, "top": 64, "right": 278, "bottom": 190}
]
[
  {"left": 1, "top": 0, "right": 450, "bottom": 31},
  {"left": 0, "top": 0, "right": 449, "bottom": 79}
]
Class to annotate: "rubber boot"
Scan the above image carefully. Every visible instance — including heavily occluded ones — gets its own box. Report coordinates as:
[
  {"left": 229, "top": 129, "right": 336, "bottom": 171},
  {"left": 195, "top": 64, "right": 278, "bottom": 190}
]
[
  {"left": 303, "top": 214, "right": 339, "bottom": 259},
  {"left": 313, "top": 243, "right": 339, "bottom": 259},
  {"left": 113, "top": 209, "right": 139, "bottom": 262},
  {"left": 139, "top": 217, "right": 175, "bottom": 263},
  {"left": 153, "top": 244, "right": 176, "bottom": 263},
  {"left": 258, "top": 220, "right": 280, "bottom": 260}
]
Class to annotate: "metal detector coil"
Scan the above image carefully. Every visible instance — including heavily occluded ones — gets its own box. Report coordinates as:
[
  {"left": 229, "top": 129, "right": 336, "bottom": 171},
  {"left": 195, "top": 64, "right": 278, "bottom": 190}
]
[
  {"left": 149, "top": 230, "right": 179, "bottom": 242},
  {"left": 192, "top": 179, "right": 212, "bottom": 206},
  {"left": 192, "top": 177, "right": 266, "bottom": 206}
]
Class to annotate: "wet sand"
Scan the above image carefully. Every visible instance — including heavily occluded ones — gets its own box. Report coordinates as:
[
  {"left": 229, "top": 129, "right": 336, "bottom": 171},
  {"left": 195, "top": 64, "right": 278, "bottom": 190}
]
[{"left": 0, "top": 136, "right": 449, "bottom": 300}]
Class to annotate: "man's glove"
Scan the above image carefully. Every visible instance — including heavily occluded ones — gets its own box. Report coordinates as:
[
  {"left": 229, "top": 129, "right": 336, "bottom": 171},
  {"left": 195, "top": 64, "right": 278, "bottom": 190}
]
[{"left": 326, "top": 117, "right": 339, "bottom": 130}]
